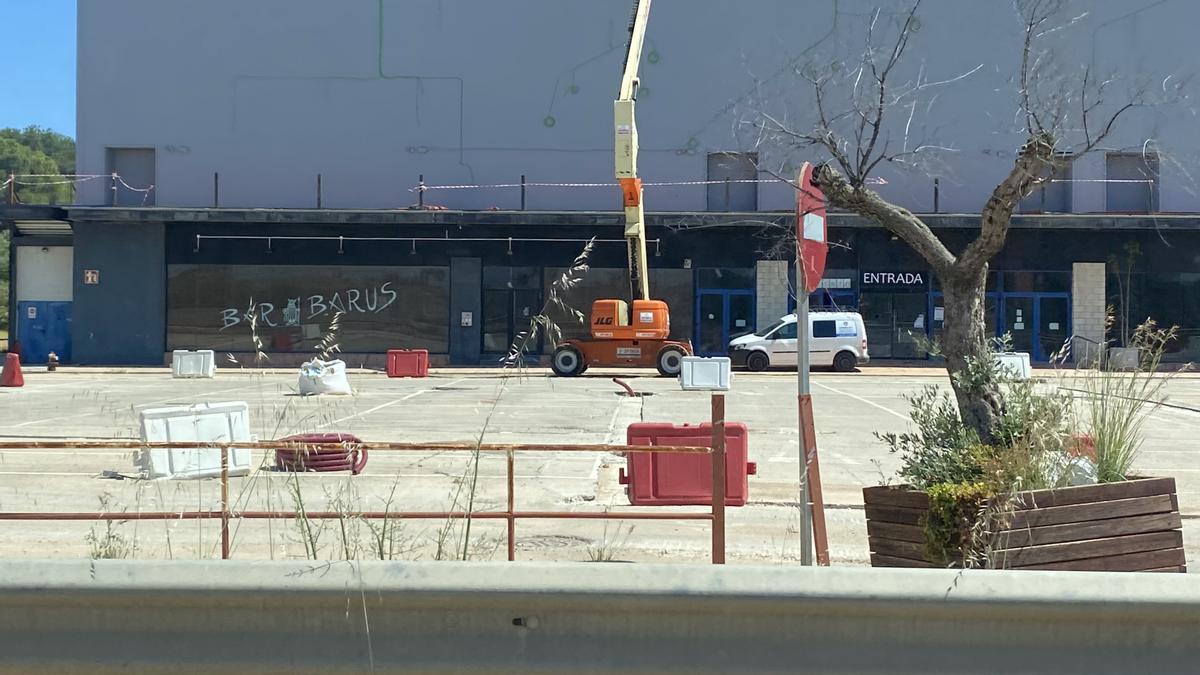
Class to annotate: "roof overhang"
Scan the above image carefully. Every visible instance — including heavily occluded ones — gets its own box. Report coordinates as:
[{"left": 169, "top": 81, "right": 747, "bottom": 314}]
[{"left": 61, "top": 207, "right": 1200, "bottom": 231}]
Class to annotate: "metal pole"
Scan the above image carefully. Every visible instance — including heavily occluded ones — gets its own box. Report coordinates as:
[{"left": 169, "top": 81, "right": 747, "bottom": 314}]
[
  {"left": 796, "top": 251, "right": 813, "bottom": 566},
  {"left": 213, "top": 172, "right": 220, "bottom": 208},
  {"left": 711, "top": 393, "right": 727, "bottom": 565},
  {"left": 220, "top": 446, "right": 230, "bottom": 560},
  {"left": 418, "top": 174, "right": 425, "bottom": 209},
  {"left": 110, "top": 173, "right": 118, "bottom": 206},
  {"left": 520, "top": 174, "right": 526, "bottom": 210},
  {"left": 933, "top": 178, "right": 940, "bottom": 213},
  {"left": 317, "top": 174, "right": 323, "bottom": 209},
  {"left": 507, "top": 450, "right": 516, "bottom": 562},
  {"left": 724, "top": 177, "right": 731, "bottom": 212}
]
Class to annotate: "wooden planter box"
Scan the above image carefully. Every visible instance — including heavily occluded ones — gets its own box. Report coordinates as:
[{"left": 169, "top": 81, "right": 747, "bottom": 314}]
[{"left": 863, "top": 477, "right": 1187, "bottom": 572}]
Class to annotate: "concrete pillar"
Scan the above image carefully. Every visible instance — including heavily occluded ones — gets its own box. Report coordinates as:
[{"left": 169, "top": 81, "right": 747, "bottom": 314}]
[
  {"left": 1071, "top": 261, "right": 1107, "bottom": 365},
  {"left": 755, "top": 260, "right": 789, "bottom": 330}
]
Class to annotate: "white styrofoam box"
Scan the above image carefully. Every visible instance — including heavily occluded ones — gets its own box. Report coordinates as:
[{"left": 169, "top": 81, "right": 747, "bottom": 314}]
[
  {"left": 679, "top": 356, "right": 732, "bottom": 391},
  {"left": 298, "top": 359, "right": 352, "bottom": 395},
  {"left": 172, "top": 350, "right": 216, "bottom": 379},
  {"left": 138, "top": 401, "right": 252, "bottom": 479},
  {"left": 994, "top": 352, "right": 1032, "bottom": 380}
]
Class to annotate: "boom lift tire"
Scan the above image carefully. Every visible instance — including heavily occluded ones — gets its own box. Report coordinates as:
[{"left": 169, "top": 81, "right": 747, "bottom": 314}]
[
  {"left": 551, "top": 345, "right": 585, "bottom": 377},
  {"left": 655, "top": 345, "right": 687, "bottom": 377}
]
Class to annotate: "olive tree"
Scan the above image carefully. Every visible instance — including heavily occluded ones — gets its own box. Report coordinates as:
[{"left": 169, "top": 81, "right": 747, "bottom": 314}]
[{"left": 754, "top": 0, "right": 1182, "bottom": 441}]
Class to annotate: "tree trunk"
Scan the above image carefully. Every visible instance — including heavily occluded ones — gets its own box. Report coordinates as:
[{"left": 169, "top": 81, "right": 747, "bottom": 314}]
[{"left": 939, "top": 266, "right": 1004, "bottom": 443}]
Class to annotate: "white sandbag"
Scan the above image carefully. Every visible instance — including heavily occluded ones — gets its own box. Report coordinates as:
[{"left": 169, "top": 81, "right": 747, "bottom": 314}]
[
  {"left": 1046, "top": 451, "right": 1099, "bottom": 487},
  {"left": 298, "top": 358, "right": 352, "bottom": 395}
]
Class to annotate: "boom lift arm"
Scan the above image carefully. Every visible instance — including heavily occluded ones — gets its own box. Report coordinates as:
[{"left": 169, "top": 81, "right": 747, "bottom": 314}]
[{"left": 616, "top": 0, "right": 652, "bottom": 303}]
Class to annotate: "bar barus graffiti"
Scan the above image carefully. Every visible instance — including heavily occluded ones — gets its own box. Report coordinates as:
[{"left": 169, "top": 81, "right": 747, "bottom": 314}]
[{"left": 220, "top": 283, "right": 398, "bottom": 330}]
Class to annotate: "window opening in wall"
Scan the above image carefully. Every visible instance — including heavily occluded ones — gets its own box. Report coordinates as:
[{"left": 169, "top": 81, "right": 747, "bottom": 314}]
[
  {"left": 1020, "top": 154, "right": 1073, "bottom": 213},
  {"left": 706, "top": 152, "right": 758, "bottom": 211},
  {"left": 1105, "top": 152, "right": 1159, "bottom": 213},
  {"left": 105, "top": 147, "right": 156, "bottom": 206}
]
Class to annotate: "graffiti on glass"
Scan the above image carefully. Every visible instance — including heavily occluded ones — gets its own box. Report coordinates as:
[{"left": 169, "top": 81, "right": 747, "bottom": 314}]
[{"left": 220, "top": 283, "right": 398, "bottom": 330}]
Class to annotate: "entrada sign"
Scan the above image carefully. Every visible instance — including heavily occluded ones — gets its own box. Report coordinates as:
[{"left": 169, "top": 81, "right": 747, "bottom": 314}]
[{"left": 862, "top": 271, "right": 925, "bottom": 286}]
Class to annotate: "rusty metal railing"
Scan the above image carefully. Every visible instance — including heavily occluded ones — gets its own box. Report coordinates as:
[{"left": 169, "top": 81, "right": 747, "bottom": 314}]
[{"left": 0, "top": 410, "right": 729, "bottom": 563}]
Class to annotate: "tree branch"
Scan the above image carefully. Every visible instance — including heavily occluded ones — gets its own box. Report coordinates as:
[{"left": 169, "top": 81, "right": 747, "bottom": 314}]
[
  {"left": 812, "top": 163, "right": 956, "bottom": 274},
  {"left": 956, "top": 131, "right": 1055, "bottom": 274}
]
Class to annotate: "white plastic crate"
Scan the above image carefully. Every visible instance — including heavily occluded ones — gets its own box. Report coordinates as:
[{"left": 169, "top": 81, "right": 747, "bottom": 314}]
[
  {"left": 994, "top": 352, "right": 1032, "bottom": 380},
  {"left": 679, "top": 356, "right": 732, "bottom": 391},
  {"left": 171, "top": 350, "right": 216, "bottom": 379},
  {"left": 137, "top": 401, "right": 253, "bottom": 479}
]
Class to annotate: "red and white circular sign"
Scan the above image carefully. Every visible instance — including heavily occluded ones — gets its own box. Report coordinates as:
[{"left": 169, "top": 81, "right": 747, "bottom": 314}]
[{"left": 796, "top": 162, "right": 828, "bottom": 294}]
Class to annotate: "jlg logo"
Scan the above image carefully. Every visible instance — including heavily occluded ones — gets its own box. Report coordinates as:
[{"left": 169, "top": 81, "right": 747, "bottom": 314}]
[{"left": 594, "top": 317, "right": 614, "bottom": 325}]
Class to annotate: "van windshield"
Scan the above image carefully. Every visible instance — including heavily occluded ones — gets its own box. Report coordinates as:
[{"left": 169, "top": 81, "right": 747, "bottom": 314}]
[{"left": 755, "top": 319, "right": 787, "bottom": 337}]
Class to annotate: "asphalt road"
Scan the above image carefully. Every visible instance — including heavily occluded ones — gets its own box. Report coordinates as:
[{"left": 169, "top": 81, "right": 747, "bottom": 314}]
[{"left": 0, "top": 367, "right": 1195, "bottom": 568}]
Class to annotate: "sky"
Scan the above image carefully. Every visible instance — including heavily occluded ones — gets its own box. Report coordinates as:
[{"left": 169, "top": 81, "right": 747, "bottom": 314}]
[{"left": 2, "top": 0, "right": 76, "bottom": 137}]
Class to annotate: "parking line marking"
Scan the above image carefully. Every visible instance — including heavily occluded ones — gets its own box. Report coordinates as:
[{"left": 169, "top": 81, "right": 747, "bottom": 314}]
[
  {"left": 3, "top": 383, "right": 268, "bottom": 429},
  {"left": 318, "top": 378, "right": 469, "bottom": 427},
  {"left": 811, "top": 381, "right": 909, "bottom": 421}
]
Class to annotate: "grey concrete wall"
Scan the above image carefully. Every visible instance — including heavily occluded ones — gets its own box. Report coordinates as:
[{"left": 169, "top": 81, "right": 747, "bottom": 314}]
[
  {"left": 1072, "top": 261, "right": 1107, "bottom": 364},
  {"left": 449, "top": 257, "right": 481, "bottom": 364},
  {"left": 1, "top": 560, "right": 1198, "bottom": 673},
  {"left": 755, "top": 260, "right": 789, "bottom": 328},
  {"left": 72, "top": 222, "right": 165, "bottom": 364},
  {"left": 76, "top": 1, "right": 1200, "bottom": 213}
]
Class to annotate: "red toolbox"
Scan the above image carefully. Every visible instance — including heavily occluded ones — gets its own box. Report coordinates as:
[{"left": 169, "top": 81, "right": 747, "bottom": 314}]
[
  {"left": 387, "top": 349, "right": 429, "bottom": 378},
  {"left": 275, "top": 433, "right": 368, "bottom": 474},
  {"left": 620, "top": 422, "right": 755, "bottom": 506}
]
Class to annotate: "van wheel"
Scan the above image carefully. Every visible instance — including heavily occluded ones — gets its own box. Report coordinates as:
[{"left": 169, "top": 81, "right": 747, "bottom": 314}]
[
  {"left": 551, "top": 346, "right": 584, "bottom": 377},
  {"left": 656, "top": 346, "right": 686, "bottom": 377},
  {"left": 833, "top": 351, "right": 858, "bottom": 373},
  {"left": 745, "top": 351, "right": 769, "bottom": 372}
]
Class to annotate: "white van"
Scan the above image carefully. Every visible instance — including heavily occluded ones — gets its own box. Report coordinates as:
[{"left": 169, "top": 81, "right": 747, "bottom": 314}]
[{"left": 728, "top": 311, "right": 869, "bottom": 372}]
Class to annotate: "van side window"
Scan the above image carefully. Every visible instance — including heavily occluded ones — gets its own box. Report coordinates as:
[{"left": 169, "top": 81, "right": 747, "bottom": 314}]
[
  {"left": 773, "top": 322, "right": 798, "bottom": 339},
  {"left": 812, "top": 320, "right": 837, "bottom": 338}
]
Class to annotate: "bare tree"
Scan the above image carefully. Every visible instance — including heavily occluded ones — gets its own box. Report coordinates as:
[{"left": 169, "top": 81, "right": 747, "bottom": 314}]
[{"left": 754, "top": 0, "right": 1181, "bottom": 441}]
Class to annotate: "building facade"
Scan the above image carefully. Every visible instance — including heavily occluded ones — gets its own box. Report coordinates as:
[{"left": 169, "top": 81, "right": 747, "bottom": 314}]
[{"left": 4, "top": 0, "right": 1200, "bottom": 365}]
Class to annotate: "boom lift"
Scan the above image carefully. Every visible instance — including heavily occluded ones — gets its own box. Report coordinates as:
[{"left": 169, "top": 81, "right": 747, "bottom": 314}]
[{"left": 550, "top": 0, "right": 693, "bottom": 377}]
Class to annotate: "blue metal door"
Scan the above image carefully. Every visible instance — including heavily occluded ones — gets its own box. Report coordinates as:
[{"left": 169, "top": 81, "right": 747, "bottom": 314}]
[
  {"left": 999, "top": 293, "right": 1070, "bottom": 362},
  {"left": 696, "top": 290, "right": 755, "bottom": 356},
  {"left": 17, "top": 301, "right": 72, "bottom": 364}
]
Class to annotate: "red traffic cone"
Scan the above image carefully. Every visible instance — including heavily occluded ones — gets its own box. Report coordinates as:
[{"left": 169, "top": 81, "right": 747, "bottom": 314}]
[{"left": 1, "top": 353, "right": 24, "bottom": 387}]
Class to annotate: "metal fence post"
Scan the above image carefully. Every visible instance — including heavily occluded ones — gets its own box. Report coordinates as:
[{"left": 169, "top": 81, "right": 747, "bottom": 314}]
[
  {"left": 711, "top": 393, "right": 726, "bottom": 565},
  {"left": 110, "top": 173, "right": 119, "bottom": 206},
  {"left": 220, "top": 446, "right": 230, "bottom": 560},
  {"left": 507, "top": 450, "right": 516, "bottom": 562},
  {"left": 418, "top": 174, "right": 425, "bottom": 208},
  {"left": 520, "top": 174, "right": 526, "bottom": 210},
  {"left": 317, "top": 174, "right": 323, "bottom": 209},
  {"left": 213, "top": 172, "right": 220, "bottom": 208}
]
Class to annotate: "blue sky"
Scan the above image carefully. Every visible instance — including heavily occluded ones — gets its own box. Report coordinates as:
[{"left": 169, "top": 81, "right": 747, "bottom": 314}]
[{"left": 2, "top": 0, "right": 75, "bottom": 137}]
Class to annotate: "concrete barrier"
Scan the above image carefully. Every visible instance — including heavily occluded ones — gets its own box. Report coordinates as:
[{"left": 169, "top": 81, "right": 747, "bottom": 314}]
[{"left": 0, "top": 560, "right": 1197, "bottom": 674}]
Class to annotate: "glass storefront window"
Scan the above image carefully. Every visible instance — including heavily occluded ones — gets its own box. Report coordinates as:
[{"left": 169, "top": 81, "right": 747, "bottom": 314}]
[
  {"left": 167, "top": 265, "right": 449, "bottom": 353},
  {"left": 932, "top": 271, "right": 998, "bottom": 292},
  {"left": 1004, "top": 271, "right": 1070, "bottom": 293},
  {"left": 542, "top": 267, "right": 695, "bottom": 342},
  {"left": 1114, "top": 271, "right": 1200, "bottom": 361},
  {"left": 697, "top": 268, "right": 754, "bottom": 290},
  {"left": 483, "top": 266, "right": 540, "bottom": 289},
  {"left": 860, "top": 292, "right": 928, "bottom": 359}
]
